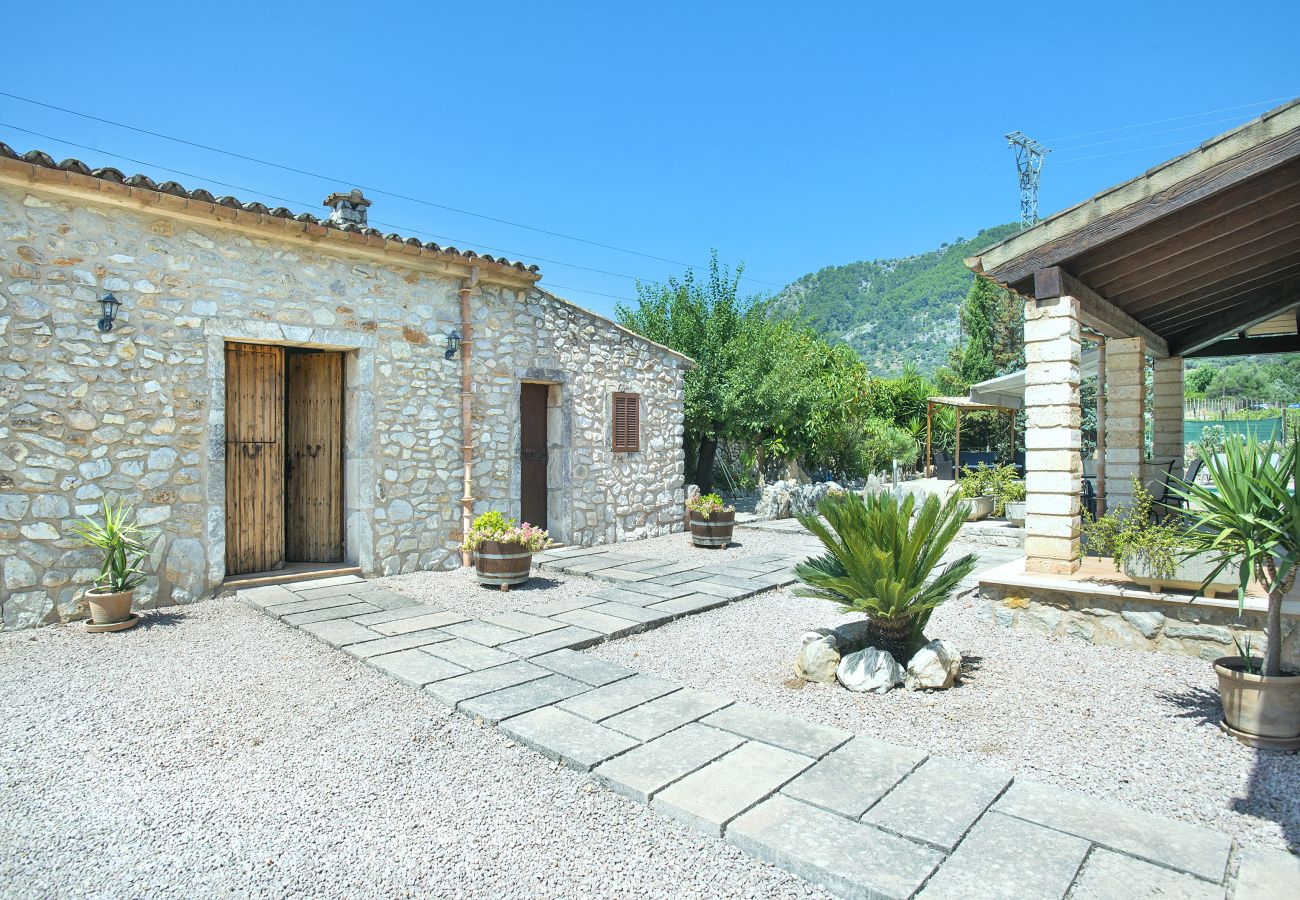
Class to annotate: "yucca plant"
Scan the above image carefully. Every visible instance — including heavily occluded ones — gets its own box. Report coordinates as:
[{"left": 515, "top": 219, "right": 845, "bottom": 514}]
[
  {"left": 1174, "top": 436, "right": 1299, "bottom": 677},
  {"left": 71, "top": 498, "right": 155, "bottom": 594},
  {"left": 794, "top": 490, "right": 978, "bottom": 659}
]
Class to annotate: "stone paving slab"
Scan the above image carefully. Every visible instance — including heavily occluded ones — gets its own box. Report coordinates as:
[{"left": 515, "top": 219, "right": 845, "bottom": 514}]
[
  {"left": 298, "top": 619, "right": 381, "bottom": 648},
  {"left": 424, "top": 660, "right": 550, "bottom": 709},
  {"left": 367, "top": 648, "right": 468, "bottom": 688},
  {"left": 597, "top": 581, "right": 696, "bottom": 601},
  {"left": 499, "top": 625, "right": 603, "bottom": 658},
  {"left": 602, "top": 687, "right": 732, "bottom": 740},
  {"left": 702, "top": 703, "right": 852, "bottom": 758},
  {"left": 688, "top": 581, "right": 750, "bottom": 600},
  {"left": 281, "top": 601, "right": 380, "bottom": 626},
  {"left": 861, "top": 756, "right": 1011, "bottom": 852},
  {"left": 782, "top": 736, "right": 927, "bottom": 819},
  {"left": 552, "top": 607, "right": 645, "bottom": 638},
  {"left": 586, "top": 588, "right": 664, "bottom": 608},
  {"left": 647, "top": 593, "right": 731, "bottom": 616},
  {"left": 283, "top": 574, "right": 365, "bottom": 591},
  {"left": 593, "top": 723, "right": 745, "bottom": 803},
  {"left": 294, "top": 583, "right": 377, "bottom": 601},
  {"left": 370, "top": 610, "right": 469, "bottom": 636},
  {"left": 729, "top": 793, "right": 943, "bottom": 900},
  {"left": 517, "top": 597, "right": 600, "bottom": 618},
  {"left": 651, "top": 741, "right": 814, "bottom": 836},
  {"left": 558, "top": 674, "right": 681, "bottom": 722},
  {"left": 993, "top": 780, "right": 1233, "bottom": 882},
  {"left": 343, "top": 629, "right": 453, "bottom": 660},
  {"left": 459, "top": 674, "right": 591, "bottom": 724},
  {"left": 916, "top": 810, "right": 1089, "bottom": 900},
  {"left": 581, "top": 601, "right": 673, "bottom": 626},
  {"left": 440, "top": 619, "right": 529, "bottom": 647},
  {"left": 532, "top": 649, "right": 637, "bottom": 686},
  {"left": 483, "top": 611, "right": 566, "bottom": 635},
  {"left": 499, "top": 706, "right": 641, "bottom": 771},
  {"left": 239, "top": 584, "right": 300, "bottom": 608},
  {"left": 1233, "top": 848, "right": 1300, "bottom": 900},
  {"left": 645, "top": 571, "right": 711, "bottom": 587},
  {"left": 347, "top": 588, "right": 422, "bottom": 611},
  {"left": 350, "top": 605, "right": 445, "bottom": 626},
  {"left": 265, "top": 594, "right": 370, "bottom": 617},
  {"left": 1069, "top": 848, "right": 1224, "bottom": 900},
  {"left": 423, "top": 638, "right": 514, "bottom": 672}
]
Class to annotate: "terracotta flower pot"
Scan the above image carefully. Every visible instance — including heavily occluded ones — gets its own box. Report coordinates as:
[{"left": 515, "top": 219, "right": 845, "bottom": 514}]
[
  {"left": 1214, "top": 656, "right": 1300, "bottom": 750},
  {"left": 689, "top": 509, "right": 735, "bottom": 548},
  {"left": 474, "top": 540, "right": 533, "bottom": 591},
  {"left": 85, "top": 588, "right": 134, "bottom": 626}
]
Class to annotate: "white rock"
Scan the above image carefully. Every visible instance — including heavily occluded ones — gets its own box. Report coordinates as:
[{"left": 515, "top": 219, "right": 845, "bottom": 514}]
[
  {"left": 795, "top": 636, "right": 840, "bottom": 684},
  {"left": 837, "top": 647, "right": 904, "bottom": 694},
  {"left": 905, "top": 639, "right": 962, "bottom": 690}
]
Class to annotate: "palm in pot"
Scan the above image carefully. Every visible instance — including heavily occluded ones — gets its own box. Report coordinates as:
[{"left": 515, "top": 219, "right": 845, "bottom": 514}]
[
  {"left": 794, "top": 490, "right": 977, "bottom": 660},
  {"left": 1175, "top": 436, "right": 1300, "bottom": 747},
  {"left": 72, "top": 498, "right": 155, "bottom": 626}
]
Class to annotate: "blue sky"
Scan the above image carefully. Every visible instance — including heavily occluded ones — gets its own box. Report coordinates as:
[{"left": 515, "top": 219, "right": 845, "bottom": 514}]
[{"left": 2, "top": 2, "right": 1296, "bottom": 317}]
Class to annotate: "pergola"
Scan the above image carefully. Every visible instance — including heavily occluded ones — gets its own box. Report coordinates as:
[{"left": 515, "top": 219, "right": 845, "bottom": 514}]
[
  {"left": 924, "top": 396, "right": 1017, "bottom": 477},
  {"left": 965, "top": 97, "right": 1300, "bottom": 575}
]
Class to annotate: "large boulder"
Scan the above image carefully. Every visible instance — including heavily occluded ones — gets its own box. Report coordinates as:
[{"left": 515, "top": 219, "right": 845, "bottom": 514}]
[
  {"left": 904, "top": 639, "right": 962, "bottom": 690},
  {"left": 830, "top": 620, "right": 875, "bottom": 655},
  {"left": 795, "top": 635, "right": 841, "bottom": 684},
  {"left": 756, "top": 480, "right": 795, "bottom": 519},
  {"left": 837, "top": 647, "right": 904, "bottom": 694}
]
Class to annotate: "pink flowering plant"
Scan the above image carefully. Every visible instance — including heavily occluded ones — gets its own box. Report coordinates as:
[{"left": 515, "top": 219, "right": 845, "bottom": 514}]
[
  {"left": 687, "top": 492, "right": 733, "bottom": 520},
  {"left": 461, "top": 511, "right": 553, "bottom": 554}
]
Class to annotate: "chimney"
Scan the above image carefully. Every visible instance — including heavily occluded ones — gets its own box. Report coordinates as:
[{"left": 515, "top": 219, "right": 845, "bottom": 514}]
[{"left": 322, "top": 188, "right": 372, "bottom": 227}]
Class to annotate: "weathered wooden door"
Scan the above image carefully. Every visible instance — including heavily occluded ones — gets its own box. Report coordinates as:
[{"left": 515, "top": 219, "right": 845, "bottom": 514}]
[
  {"left": 519, "top": 383, "right": 548, "bottom": 529},
  {"left": 225, "top": 342, "right": 285, "bottom": 575},
  {"left": 285, "top": 351, "right": 344, "bottom": 562}
]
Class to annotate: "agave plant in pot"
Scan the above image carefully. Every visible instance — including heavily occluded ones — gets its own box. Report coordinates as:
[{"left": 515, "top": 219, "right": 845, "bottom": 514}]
[
  {"left": 794, "top": 490, "right": 977, "bottom": 665},
  {"left": 72, "top": 498, "right": 156, "bottom": 632},
  {"left": 1176, "top": 437, "right": 1300, "bottom": 750}
]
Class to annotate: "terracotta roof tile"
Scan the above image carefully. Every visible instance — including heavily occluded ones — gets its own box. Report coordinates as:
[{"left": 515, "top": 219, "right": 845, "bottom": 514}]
[{"left": 0, "top": 141, "right": 542, "bottom": 276}]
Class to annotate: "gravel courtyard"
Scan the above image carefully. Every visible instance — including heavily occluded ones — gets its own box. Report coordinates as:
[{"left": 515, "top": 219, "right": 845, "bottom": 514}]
[
  {"left": 587, "top": 577, "right": 1300, "bottom": 853},
  {"left": 0, "top": 598, "right": 828, "bottom": 899}
]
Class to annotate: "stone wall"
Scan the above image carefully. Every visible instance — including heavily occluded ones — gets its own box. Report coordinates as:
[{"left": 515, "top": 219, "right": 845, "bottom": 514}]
[
  {"left": 978, "top": 581, "right": 1300, "bottom": 669},
  {"left": 0, "top": 181, "right": 687, "bottom": 629}
]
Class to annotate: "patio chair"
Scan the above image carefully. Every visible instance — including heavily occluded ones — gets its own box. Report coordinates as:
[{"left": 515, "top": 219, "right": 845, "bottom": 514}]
[
  {"left": 1080, "top": 475, "right": 1097, "bottom": 521},
  {"left": 1145, "top": 457, "right": 1180, "bottom": 522}
]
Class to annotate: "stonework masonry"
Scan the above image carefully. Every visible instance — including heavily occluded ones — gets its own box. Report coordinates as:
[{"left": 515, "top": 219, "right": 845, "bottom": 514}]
[{"left": 0, "top": 179, "right": 689, "bottom": 630}]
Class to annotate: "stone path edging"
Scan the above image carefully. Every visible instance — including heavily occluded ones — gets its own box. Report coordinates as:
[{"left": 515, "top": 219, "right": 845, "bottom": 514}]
[{"left": 239, "top": 537, "right": 1296, "bottom": 899}]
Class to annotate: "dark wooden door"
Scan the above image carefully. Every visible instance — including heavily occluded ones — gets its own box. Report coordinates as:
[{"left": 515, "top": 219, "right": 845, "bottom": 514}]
[
  {"left": 285, "top": 351, "right": 344, "bottom": 562},
  {"left": 225, "top": 342, "right": 285, "bottom": 575},
  {"left": 520, "top": 383, "right": 548, "bottom": 529}
]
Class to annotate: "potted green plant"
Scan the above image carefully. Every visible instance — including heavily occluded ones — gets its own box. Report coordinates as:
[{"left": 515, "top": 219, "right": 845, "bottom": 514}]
[
  {"left": 71, "top": 498, "right": 156, "bottom": 632},
  {"left": 687, "top": 493, "right": 735, "bottom": 548},
  {"left": 1080, "top": 480, "right": 1241, "bottom": 597},
  {"left": 794, "top": 490, "right": 977, "bottom": 660},
  {"left": 1176, "top": 437, "right": 1300, "bottom": 750},
  {"left": 461, "top": 511, "right": 552, "bottom": 591},
  {"left": 957, "top": 464, "right": 1023, "bottom": 522}
]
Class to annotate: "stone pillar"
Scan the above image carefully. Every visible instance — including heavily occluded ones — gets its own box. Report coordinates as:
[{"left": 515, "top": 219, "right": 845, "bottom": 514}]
[
  {"left": 1104, "top": 337, "right": 1147, "bottom": 511},
  {"left": 1023, "top": 295, "right": 1082, "bottom": 574},
  {"left": 1152, "top": 356, "right": 1185, "bottom": 463}
]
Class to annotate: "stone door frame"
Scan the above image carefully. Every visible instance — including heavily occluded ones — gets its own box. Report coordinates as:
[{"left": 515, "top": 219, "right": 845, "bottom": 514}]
[{"left": 510, "top": 370, "right": 572, "bottom": 544}]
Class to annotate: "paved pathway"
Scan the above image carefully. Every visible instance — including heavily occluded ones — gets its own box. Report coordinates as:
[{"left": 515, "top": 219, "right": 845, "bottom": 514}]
[{"left": 239, "top": 529, "right": 1295, "bottom": 899}]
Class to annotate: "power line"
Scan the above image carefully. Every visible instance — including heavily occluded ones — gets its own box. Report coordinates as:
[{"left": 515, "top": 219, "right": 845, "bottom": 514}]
[
  {"left": 1050, "top": 112, "right": 1277, "bottom": 153},
  {"left": 0, "top": 89, "right": 787, "bottom": 289},
  {"left": 1044, "top": 95, "right": 1293, "bottom": 144}
]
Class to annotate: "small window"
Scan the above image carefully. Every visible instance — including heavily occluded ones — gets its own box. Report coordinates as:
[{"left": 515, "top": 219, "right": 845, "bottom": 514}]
[{"left": 612, "top": 392, "right": 640, "bottom": 452}]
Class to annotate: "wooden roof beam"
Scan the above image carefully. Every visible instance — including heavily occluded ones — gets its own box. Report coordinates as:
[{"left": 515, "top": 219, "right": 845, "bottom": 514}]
[
  {"left": 1034, "top": 266, "right": 1169, "bottom": 357},
  {"left": 1169, "top": 280, "right": 1300, "bottom": 355},
  {"left": 1185, "top": 333, "right": 1300, "bottom": 357}
]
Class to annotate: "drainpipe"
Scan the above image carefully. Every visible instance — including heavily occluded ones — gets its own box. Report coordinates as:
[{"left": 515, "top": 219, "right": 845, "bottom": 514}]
[{"left": 459, "top": 266, "right": 479, "bottom": 567}]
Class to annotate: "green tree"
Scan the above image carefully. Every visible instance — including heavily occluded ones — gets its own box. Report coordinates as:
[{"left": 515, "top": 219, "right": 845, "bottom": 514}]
[{"left": 950, "top": 275, "right": 1023, "bottom": 385}]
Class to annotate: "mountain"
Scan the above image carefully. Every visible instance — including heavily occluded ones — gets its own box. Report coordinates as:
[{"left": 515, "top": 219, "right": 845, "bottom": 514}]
[{"left": 771, "top": 223, "right": 1021, "bottom": 375}]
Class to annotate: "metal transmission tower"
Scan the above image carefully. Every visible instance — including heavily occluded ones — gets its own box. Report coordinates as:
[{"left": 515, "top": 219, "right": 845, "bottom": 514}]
[{"left": 1005, "top": 131, "right": 1051, "bottom": 227}]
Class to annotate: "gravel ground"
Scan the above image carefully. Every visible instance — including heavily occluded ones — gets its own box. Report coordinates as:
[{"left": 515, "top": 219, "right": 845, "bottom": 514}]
[
  {"left": 587, "top": 585, "right": 1300, "bottom": 853},
  {"left": 375, "top": 566, "right": 607, "bottom": 618},
  {"left": 0, "top": 599, "right": 829, "bottom": 899}
]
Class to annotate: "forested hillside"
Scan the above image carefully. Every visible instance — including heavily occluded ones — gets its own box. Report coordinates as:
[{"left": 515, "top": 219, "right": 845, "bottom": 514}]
[{"left": 771, "top": 223, "right": 1020, "bottom": 374}]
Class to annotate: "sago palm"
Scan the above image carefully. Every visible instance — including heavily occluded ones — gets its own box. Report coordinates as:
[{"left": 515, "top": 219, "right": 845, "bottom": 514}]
[{"left": 795, "top": 490, "right": 977, "bottom": 659}]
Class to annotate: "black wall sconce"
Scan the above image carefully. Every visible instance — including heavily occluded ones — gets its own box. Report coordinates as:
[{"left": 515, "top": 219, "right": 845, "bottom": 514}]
[
  {"left": 444, "top": 329, "right": 461, "bottom": 360},
  {"left": 97, "top": 292, "right": 122, "bottom": 333}
]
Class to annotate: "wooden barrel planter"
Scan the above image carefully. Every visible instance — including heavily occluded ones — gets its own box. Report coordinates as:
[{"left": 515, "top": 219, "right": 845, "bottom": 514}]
[
  {"left": 475, "top": 540, "right": 533, "bottom": 590},
  {"left": 690, "top": 510, "right": 735, "bottom": 549}
]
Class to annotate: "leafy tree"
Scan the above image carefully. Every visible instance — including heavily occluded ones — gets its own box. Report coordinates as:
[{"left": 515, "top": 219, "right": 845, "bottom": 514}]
[{"left": 950, "top": 275, "right": 1024, "bottom": 384}]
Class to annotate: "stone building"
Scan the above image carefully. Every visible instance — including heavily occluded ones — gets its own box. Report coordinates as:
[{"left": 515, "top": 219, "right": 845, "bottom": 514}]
[{"left": 0, "top": 145, "right": 691, "bottom": 630}]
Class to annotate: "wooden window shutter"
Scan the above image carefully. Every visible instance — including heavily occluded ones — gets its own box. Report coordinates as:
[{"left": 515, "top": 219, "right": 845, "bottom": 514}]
[{"left": 612, "top": 392, "right": 640, "bottom": 452}]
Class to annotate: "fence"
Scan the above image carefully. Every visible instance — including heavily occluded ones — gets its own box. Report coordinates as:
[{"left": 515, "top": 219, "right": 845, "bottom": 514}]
[{"left": 1183, "top": 417, "right": 1282, "bottom": 446}]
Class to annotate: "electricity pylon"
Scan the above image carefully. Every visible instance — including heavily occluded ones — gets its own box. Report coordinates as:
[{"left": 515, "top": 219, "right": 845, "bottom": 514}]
[{"left": 1006, "top": 131, "right": 1050, "bottom": 226}]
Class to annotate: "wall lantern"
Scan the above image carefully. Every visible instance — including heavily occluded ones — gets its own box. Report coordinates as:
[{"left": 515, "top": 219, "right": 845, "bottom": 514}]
[
  {"left": 97, "top": 292, "right": 122, "bottom": 333},
  {"left": 444, "top": 329, "right": 461, "bottom": 360}
]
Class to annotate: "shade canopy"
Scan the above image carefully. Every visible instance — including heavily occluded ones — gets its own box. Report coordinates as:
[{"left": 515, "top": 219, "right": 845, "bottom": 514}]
[{"left": 968, "top": 350, "right": 1101, "bottom": 410}]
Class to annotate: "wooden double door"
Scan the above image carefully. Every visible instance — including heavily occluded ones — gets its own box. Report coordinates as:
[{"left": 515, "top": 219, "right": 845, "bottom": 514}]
[{"left": 225, "top": 343, "right": 344, "bottom": 576}]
